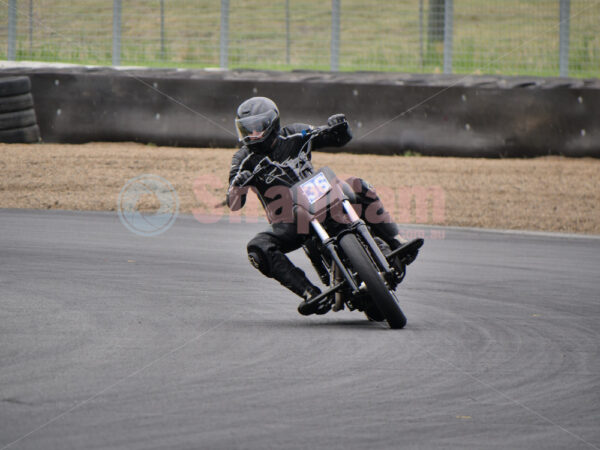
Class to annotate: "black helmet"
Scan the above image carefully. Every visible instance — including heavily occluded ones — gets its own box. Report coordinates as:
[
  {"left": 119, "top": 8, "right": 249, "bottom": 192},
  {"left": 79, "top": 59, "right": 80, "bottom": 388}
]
[{"left": 235, "top": 97, "right": 280, "bottom": 146}]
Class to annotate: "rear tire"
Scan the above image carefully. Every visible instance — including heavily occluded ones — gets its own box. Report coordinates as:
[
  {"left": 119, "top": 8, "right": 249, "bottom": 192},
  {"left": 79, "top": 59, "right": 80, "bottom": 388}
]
[{"left": 339, "top": 233, "right": 407, "bottom": 329}]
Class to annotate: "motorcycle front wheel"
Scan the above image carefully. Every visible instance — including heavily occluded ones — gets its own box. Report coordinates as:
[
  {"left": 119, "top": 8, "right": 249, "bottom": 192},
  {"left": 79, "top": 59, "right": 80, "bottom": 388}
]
[{"left": 339, "top": 233, "right": 407, "bottom": 329}]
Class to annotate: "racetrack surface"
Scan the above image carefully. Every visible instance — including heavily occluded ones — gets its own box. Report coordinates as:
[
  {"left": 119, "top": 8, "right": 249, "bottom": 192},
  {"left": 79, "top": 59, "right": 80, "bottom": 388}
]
[{"left": 1, "top": 209, "right": 599, "bottom": 450}]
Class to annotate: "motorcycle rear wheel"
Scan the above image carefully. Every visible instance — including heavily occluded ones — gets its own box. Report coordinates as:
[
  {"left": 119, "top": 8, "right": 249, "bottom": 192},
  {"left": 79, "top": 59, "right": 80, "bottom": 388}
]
[{"left": 339, "top": 233, "right": 407, "bottom": 329}]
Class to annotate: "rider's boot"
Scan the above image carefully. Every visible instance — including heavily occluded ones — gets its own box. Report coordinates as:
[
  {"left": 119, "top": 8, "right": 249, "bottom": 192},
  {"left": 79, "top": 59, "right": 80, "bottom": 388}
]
[
  {"left": 275, "top": 266, "right": 330, "bottom": 316},
  {"left": 388, "top": 236, "right": 419, "bottom": 266},
  {"left": 370, "top": 221, "right": 420, "bottom": 266},
  {"left": 297, "top": 285, "right": 331, "bottom": 316},
  {"left": 286, "top": 271, "right": 331, "bottom": 316}
]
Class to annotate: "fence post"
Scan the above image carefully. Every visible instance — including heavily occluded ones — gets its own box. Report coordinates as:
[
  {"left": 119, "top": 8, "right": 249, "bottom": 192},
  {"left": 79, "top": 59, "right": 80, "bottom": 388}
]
[
  {"left": 419, "top": 0, "right": 424, "bottom": 69},
  {"left": 331, "top": 0, "right": 340, "bottom": 71},
  {"left": 7, "top": 0, "right": 17, "bottom": 60},
  {"left": 160, "top": 0, "right": 165, "bottom": 60},
  {"left": 112, "top": 0, "right": 122, "bottom": 66},
  {"left": 29, "top": 0, "right": 34, "bottom": 57},
  {"left": 220, "top": 0, "right": 229, "bottom": 69},
  {"left": 559, "top": 0, "right": 570, "bottom": 77},
  {"left": 285, "top": 0, "right": 290, "bottom": 65},
  {"left": 443, "top": 0, "right": 453, "bottom": 74}
]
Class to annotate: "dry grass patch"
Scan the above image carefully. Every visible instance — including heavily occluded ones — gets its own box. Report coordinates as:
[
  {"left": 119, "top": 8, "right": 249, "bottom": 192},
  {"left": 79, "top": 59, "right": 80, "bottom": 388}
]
[{"left": 1, "top": 142, "right": 598, "bottom": 234}]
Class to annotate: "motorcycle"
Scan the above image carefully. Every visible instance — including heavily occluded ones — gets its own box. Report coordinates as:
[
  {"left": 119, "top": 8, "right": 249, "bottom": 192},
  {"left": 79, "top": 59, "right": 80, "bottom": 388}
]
[{"left": 238, "top": 127, "right": 423, "bottom": 329}]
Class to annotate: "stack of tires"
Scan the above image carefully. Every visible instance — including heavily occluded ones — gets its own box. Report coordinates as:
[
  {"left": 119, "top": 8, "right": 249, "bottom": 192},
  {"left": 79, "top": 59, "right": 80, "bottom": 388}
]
[{"left": 0, "top": 76, "right": 41, "bottom": 143}]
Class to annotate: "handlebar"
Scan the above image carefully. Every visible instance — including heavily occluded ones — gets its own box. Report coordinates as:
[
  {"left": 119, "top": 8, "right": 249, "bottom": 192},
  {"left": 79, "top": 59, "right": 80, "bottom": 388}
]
[{"left": 237, "top": 125, "right": 330, "bottom": 188}]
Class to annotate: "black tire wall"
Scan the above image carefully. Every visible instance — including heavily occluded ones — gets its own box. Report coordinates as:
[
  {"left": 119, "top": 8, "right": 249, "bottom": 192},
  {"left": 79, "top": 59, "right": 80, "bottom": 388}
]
[
  {"left": 0, "top": 76, "right": 41, "bottom": 143},
  {"left": 2, "top": 67, "right": 599, "bottom": 156}
]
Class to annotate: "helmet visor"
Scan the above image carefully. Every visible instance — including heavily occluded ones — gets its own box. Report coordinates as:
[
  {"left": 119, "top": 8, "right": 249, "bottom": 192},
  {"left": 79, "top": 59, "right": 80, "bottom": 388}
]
[{"left": 235, "top": 109, "right": 278, "bottom": 144}]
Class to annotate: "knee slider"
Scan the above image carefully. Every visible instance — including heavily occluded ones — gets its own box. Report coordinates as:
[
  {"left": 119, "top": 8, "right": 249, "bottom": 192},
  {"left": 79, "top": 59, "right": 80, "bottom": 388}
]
[{"left": 247, "top": 246, "right": 271, "bottom": 277}]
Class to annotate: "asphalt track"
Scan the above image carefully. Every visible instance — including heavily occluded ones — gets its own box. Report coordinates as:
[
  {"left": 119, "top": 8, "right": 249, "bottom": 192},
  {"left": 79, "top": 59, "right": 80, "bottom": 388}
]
[{"left": 1, "top": 209, "right": 599, "bottom": 450}]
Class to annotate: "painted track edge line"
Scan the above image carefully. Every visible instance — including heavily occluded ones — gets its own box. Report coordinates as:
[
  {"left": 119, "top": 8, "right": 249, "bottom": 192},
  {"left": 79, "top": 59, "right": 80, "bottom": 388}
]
[
  {"left": 1, "top": 208, "right": 598, "bottom": 240},
  {"left": 397, "top": 223, "right": 600, "bottom": 240}
]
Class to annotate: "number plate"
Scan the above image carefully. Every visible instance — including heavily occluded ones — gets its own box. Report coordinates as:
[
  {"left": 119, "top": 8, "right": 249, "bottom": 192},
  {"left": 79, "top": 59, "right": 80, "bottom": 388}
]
[{"left": 299, "top": 172, "right": 332, "bottom": 204}]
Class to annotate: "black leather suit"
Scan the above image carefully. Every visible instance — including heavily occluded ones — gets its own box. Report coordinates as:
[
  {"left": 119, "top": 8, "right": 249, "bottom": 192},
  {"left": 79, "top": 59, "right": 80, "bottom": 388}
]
[{"left": 227, "top": 121, "right": 400, "bottom": 298}]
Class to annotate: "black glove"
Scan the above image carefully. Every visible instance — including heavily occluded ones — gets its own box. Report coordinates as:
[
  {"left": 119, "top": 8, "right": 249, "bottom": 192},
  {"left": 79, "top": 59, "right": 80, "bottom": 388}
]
[
  {"left": 232, "top": 170, "right": 252, "bottom": 187},
  {"left": 325, "top": 113, "right": 352, "bottom": 145},
  {"left": 327, "top": 113, "right": 348, "bottom": 127}
]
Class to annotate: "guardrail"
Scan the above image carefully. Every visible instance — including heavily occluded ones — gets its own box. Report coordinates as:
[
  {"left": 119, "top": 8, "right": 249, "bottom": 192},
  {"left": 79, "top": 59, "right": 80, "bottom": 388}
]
[{"left": 1, "top": 67, "right": 598, "bottom": 157}]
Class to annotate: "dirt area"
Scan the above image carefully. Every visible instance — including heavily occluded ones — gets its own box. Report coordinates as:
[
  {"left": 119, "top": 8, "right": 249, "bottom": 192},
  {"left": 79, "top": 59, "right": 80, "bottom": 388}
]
[{"left": 1, "top": 142, "right": 599, "bottom": 234}]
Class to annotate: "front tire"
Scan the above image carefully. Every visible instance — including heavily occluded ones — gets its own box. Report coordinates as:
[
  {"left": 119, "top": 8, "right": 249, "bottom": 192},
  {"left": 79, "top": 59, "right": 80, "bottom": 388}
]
[
  {"left": 364, "top": 306, "right": 385, "bottom": 322},
  {"left": 339, "top": 233, "right": 407, "bottom": 329}
]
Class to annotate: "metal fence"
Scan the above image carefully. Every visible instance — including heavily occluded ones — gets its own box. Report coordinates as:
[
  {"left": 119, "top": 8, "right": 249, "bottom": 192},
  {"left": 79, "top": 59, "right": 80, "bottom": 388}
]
[{"left": 1, "top": 0, "right": 599, "bottom": 78}]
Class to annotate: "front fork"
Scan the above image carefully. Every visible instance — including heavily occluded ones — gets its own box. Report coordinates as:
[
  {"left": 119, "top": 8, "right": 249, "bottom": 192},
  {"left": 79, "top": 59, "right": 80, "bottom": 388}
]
[
  {"left": 310, "top": 213, "right": 360, "bottom": 295},
  {"left": 341, "top": 200, "right": 394, "bottom": 276},
  {"left": 310, "top": 200, "right": 394, "bottom": 293}
]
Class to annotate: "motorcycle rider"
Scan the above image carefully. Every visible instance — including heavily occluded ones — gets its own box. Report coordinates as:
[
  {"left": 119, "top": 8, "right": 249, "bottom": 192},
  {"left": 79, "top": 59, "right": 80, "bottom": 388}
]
[{"left": 227, "top": 97, "right": 418, "bottom": 315}]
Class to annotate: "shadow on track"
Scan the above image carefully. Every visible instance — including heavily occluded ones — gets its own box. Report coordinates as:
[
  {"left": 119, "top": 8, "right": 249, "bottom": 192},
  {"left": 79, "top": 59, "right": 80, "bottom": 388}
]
[{"left": 232, "top": 316, "right": 390, "bottom": 331}]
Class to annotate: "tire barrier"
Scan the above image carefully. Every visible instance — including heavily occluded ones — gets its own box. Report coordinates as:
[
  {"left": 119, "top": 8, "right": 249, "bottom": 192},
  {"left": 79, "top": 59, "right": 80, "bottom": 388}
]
[
  {"left": 0, "top": 76, "right": 41, "bottom": 143},
  {"left": 0, "top": 67, "right": 598, "bottom": 157}
]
